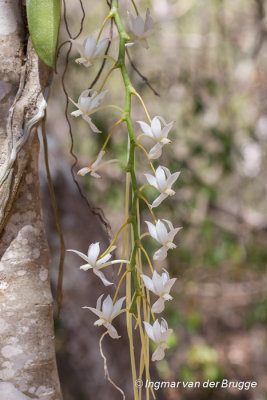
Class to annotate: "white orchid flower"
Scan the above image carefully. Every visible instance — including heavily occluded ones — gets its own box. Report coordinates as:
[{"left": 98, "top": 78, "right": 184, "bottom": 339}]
[
  {"left": 83, "top": 294, "right": 125, "bottom": 339},
  {"left": 73, "top": 36, "right": 108, "bottom": 68},
  {"left": 145, "top": 166, "right": 180, "bottom": 208},
  {"left": 127, "top": 9, "right": 154, "bottom": 49},
  {"left": 70, "top": 89, "right": 107, "bottom": 133},
  {"left": 143, "top": 318, "right": 173, "bottom": 361},
  {"left": 137, "top": 116, "right": 174, "bottom": 159},
  {"left": 141, "top": 269, "right": 176, "bottom": 313},
  {"left": 145, "top": 219, "right": 182, "bottom": 260},
  {"left": 67, "top": 242, "right": 129, "bottom": 286},
  {"left": 78, "top": 150, "right": 121, "bottom": 178},
  {"left": 78, "top": 151, "right": 106, "bottom": 178}
]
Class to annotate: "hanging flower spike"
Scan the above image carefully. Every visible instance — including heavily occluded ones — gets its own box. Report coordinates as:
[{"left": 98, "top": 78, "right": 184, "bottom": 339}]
[
  {"left": 78, "top": 150, "right": 106, "bottom": 178},
  {"left": 67, "top": 242, "right": 129, "bottom": 286},
  {"left": 145, "top": 166, "right": 180, "bottom": 208},
  {"left": 143, "top": 318, "right": 173, "bottom": 361},
  {"left": 73, "top": 36, "right": 108, "bottom": 68},
  {"left": 83, "top": 294, "right": 125, "bottom": 339},
  {"left": 70, "top": 89, "right": 108, "bottom": 133},
  {"left": 127, "top": 9, "right": 154, "bottom": 49},
  {"left": 137, "top": 116, "right": 174, "bottom": 159},
  {"left": 145, "top": 219, "right": 182, "bottom": 260},
  {"left": 141, "top": 269, "right": 176, "bottom": 313}
]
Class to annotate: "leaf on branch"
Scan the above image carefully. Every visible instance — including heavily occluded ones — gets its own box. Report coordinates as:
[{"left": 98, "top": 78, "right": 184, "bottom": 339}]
[{"left": 26, "top": 0, "right": 61, "bottom": 68}]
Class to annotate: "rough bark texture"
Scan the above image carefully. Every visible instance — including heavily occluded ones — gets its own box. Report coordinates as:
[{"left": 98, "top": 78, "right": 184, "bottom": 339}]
[{"left": 0, "top": 1, "right": 62, "bottom": 398}]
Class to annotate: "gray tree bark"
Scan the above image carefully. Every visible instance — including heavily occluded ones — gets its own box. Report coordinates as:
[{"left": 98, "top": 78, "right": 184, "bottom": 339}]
[{"left": 0, "top": 1, "right": 62, "bottom": 398}]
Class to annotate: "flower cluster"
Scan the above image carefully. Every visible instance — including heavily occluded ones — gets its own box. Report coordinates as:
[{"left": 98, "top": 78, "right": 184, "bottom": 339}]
[{"left": 68, "top": 3, "right": 181, "bottom": 397}]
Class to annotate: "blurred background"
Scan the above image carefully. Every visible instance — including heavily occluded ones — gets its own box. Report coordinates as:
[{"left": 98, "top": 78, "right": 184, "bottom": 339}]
[{"left": 40, "top": 0, "right": 267, "bottom": 399}]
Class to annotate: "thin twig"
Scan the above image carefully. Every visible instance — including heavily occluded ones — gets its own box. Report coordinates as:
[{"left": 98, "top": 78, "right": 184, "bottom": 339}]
[
  {"left": 62, "top": 0, "right": 85, "bottom": 40},
  {"left": 126, "top": 48, "right": 160, "bottom": 97}
]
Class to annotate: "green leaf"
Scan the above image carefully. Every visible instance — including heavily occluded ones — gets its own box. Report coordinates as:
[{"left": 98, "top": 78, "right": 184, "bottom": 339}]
[{"left": 26, "top": 0, "right": 61, "bottom": 68}]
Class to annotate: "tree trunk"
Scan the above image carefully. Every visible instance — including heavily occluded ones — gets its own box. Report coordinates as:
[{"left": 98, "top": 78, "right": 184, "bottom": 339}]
[{"left": 0, "top": 1, "right": 62, "bottom": 398}]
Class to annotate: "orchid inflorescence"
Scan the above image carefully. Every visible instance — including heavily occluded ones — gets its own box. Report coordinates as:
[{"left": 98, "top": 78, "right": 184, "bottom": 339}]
[{"left": 68, "top": 2, "right": 181, "bottom": 398}]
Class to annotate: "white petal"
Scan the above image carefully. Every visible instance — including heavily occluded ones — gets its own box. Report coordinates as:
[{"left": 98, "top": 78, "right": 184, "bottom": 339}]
[
  {"left": 160, "top": 318, "right": 169, "bottom": 331},
  {"left": 105, "top": 322, "right": 120, "bottom": 339},
  {"left": 144, "top": 173, "right": 157, "bottom": 189},
  {"left": 151, "top": 298, "right": 165, "bottom": 314},
  {"left": 87, "top": 242, "right": 100, "bottom": 265},
  {"left": 168, "top": 227, "right": 182, "bottom": 243},
  {"left": 91, "top": 171, "right": 101, "bottom": 178},
  {"left": 133, "top": 15, "right": 145, "bottom": 37},
  {"left": 161, "top": 166, "right": 171, "bottom": 179},
  {"left": 93, "top": 269, "right": 113, "bottom": 286},
  {"left": 71, "top": 110, "right": 83, "bottom": 118},
  {"left": 96, "top": 252, "right": 112, "bottom": 265},
  {"left": 148, "top": 143, "right": 163, "bottom": 159},
  {"left": 137, "top": 120, "right": 153, "bottom": 137},
  {"left": 111, "top": 296, "right": 125, "bottom": 318},
  {"left": 95, "top": 38, "right": 108, "bottom": 57},
  {"left": 152, "top": 270, "right": 164, "bottom": 294},
  {"left": 151, "top": 193, "right": 168, "bottom": 208},
  {"left": 77, "top": 167, "right": 91, "bottom": 176},
  {"left": 144, "top": 9, "right": 153, "bottom": 32},
  {"left": 153, "top": 246, "right": 168, "bottom": 261},
  {"left": 161, "top": 328, "right": 173, "bottom": 344},
  {"left": 145, "top": 221, "right": 158, "bottom": 241},
  {"left": 155, "top": 166, "right": 167, "bottom": 191},
  {"left": 162, "top": 268, "right": 170, "bottom": 282},
  {"left": 151, "top": 117, "right": 162, "bottom": 138},
  {"left": 167, "top": 171, "right": 181, "bottom": 187},
  {"left": 127, "top": 12, "right": 135, "bottom": 32},
  {"left": 79, "top": 96, "right": 92, "bottom": 112},
  {"left": 67, "top": 249, "right": 89, "bottom": 263},
  {"left": 143, "top": 321, "right": 155, "bottom": 341},
  {"left": 89, "top": 89, "right": 108, "bottom": 109},
  {"left": 161, "top": 124, "right": 174, "bottom": 139},
  {"left": 79, "top": 263, "right": 92, "bottom": 271},
  {"left": 84, "top": 36, "right": 96, "bottom": 59},
  {"left": 162, "top": 219, "right": 174, "bottom": 231},
  {"left": 94, "top": 319, "right": 105, "bottom": 326},
  {"left": 96, "top": 294, "right": 104, "bottom": 310},
  {"left": 82, "top": 306, "right": 102, "bottom": 319},
  {"left": 156, "top": 220, "right": 168, "bottom": 244},
  {"left": 102, "top": 295, "right": 114, "bottom": 320},
  {"left": 109, "top": 245, "right": 116, "bottom": 253},
  {"left": 92, "top": 150, "right": 106, "bottom": 168},
  {"left": 152, "top": 319, "right": 162, "bottom": 343},
  {"left": 152, "top": 345, "right": 166, "bottom": 361},
  {"left": 82, "top": 115, "right": 102, "bottom": 133},
  {"left": 79, "top": 89, "right": 91, "bottom": 101},
  {"left": 141, "top": 274, "right": 155, "bottom": 293}
]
